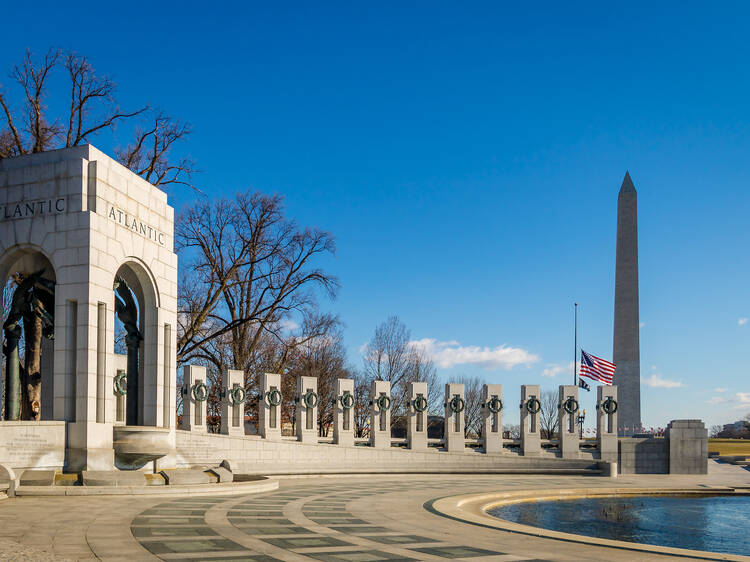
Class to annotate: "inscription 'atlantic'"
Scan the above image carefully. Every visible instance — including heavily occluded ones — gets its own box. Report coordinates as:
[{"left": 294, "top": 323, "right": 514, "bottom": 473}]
[
  {"left": 1, "top": 197, "right": 66, "bottom": 221},
  {"left": 108, "top": 206, "right": 166, "bottom": 246}
]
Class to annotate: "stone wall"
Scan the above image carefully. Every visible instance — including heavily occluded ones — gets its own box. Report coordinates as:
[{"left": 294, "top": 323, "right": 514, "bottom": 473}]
[
  {"left": 618, "top": 419, "right": 708, "bottom": 475},
  {"left": 0, "top": 422, "right": 65, "bottom": 470},
  {"left": 667, "top": 419, "right": 708, "bottom": 474},
  {"left": 174, "top": 430, "right": 600, "bottom": 474},
  {"left": 618, "top": 437, "right": 669, "bottom": 474}
]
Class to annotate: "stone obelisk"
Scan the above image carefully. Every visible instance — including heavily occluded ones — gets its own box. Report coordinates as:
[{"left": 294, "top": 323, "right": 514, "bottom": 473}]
[{"left": 613, "top": 171, "right": 641, "bottom": 435}]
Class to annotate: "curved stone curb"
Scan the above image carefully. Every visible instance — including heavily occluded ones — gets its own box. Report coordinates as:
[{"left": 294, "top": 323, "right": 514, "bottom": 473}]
[
  {"left": 14, "top": 477, "right": 278, "bottom": 497},
  {"left": 229, "top": 467, "right": 604, "bottom": 476},
  {"left": 427, "top": 488, "right": 750, "bottom": 561}
]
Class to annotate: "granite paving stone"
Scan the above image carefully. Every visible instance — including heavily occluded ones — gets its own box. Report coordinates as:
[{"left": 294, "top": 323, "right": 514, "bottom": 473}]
[{"left": 0, "top": 465, "right": 746, "bottom": 561}]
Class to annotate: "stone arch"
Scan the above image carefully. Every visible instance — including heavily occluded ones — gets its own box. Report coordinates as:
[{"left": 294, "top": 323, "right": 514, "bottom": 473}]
[
  {"left": 0, "top": 244, "right": 57, "bottom": 288},
  {"left": 114, "top": 258, "right": 160, "bottom": 426},
  {"left": 0, "top": 245, "right": 57, "bottom": 421}
]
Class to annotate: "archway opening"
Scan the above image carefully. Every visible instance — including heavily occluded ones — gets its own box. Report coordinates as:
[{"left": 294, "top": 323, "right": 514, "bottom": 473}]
[
  {"left": 113, "top": 261, "right": 158, "bottom": 427},
  {"left": 1, "top": 249, "right": 56, "bottom": 421}
]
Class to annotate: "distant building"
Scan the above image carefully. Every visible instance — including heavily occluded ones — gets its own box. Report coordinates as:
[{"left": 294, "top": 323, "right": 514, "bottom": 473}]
[{"left": 718, "top": 420, "right": 750, "bottom": 438}]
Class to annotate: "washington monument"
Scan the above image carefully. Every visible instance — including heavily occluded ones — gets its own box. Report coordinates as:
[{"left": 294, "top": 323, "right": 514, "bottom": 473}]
[{"left": 613, "top": 171, "right": 641, "bottom": 434}]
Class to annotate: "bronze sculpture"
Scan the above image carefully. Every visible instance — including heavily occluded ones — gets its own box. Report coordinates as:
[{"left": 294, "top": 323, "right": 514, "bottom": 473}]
[
  {"left": 114, "top": 276, "right": 142, "bottom": 425},
  {"left": 2, "top": 269, "right": 55, "bottom": 420}
]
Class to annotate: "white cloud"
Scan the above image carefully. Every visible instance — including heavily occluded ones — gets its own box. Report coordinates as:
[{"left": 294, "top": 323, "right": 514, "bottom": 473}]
[
  {"left": 739, "top": 318, "right": 748, "bottom": 327},
  {"left": 409, "top": 338, "right": 539, "bottom": 370},
  {"left": 279, "top": 318, "right": 300, "bottom": 332},
  {"left": 640, "top": 322, "right": 646, "bottom": 328},
  {"left": 643, "top": 374, "right": 684, "bottom": 389},
  {"left": 542, "top": 362, "right": 576, "bottom": 378},
  {"left": 727, "top": 392, "right": 750, "bottom": 410},
  {"left": 705, "top": 392, "right": 750, "bottom": 410}
]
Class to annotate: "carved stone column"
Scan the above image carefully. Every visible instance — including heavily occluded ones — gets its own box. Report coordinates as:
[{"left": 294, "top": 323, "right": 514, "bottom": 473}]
[
  {"left": 558, "top": 384, "right": 580, "bottom": 459},
  {"left": 3, "top": 324, "right": 21, "bottom": 420},
  {"left": 369, "top": 380, "right": 391, "bottom": 449},
  {"left": 444, "top": 383, "right": 465, "bottom": 453},
  {"left": 481, "top": 384, "right": 503, "bottom": 453},
  {"left": 521, "top": 384, "right": 541, "bottom": 456},
  {"left": 407, "top": 381, "right": 428, "bottom": 451},
  {"left": 333, "top": 378, "right": 355, "bottom": 446}
]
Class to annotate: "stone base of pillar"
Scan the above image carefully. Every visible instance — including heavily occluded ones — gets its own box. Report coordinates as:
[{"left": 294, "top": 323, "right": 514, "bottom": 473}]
[{"left": 66, "top": 446, "right": 115, "bottom": 472}]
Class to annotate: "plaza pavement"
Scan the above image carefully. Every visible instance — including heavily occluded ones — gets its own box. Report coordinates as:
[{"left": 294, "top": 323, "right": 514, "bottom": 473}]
[{"left": 0, "top": 461, "right": 747, "bottom": 562}]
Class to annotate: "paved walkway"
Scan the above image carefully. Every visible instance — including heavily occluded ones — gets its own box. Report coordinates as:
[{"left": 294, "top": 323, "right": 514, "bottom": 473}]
[{"left": 0, "top": 462, "right": 748, "bottom": 561}]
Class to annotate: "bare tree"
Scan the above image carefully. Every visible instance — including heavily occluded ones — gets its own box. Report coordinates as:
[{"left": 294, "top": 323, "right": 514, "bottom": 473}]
[
  {"left": 286, "top": 321, "right": 352, "bottom": 436},
  {"left": 0, "top": 49, "right": 193, "bottom": 189},
  {"left": 353, "top": 373, "right": 370, "bottom": 438},
  {"left": 0, "top": 49, "right": 63, "bottom": 156},
  {"left": 174, "top": 192, "right": 339, "bottom": 432},
  {"left": 115, "top": 113, "right": 194, "bottom": 189},
  {"left": 505, "top": 424, "right": 520, "bottom": 439},
  {"left": 454, "top": 375, "right": 484, "bottom": 438},
  {"left": 362, "top": 316, "right": 440, "bottom": 423},
  {"left": 63, "top": 53, "right": 147, "bottom": 148},
  {"left": 362, "top": 316, "right": 413, "bottom": 386},
  {"left": 539, "top": 389, "right": 559, "bottom": 439},
  {"left": 176, "top": 192, "right": 338, "bottom": 373}
]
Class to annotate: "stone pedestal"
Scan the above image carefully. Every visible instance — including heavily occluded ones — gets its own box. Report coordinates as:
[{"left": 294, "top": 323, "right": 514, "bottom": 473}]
[
  {"left": 334, "top": 378, "right": 354, "bottom": 446},
  {"left": 481, "top": 384, "right": 503, "bottom": 453},
  {"left": 220, "top": 369, "right": 245, "bottom": 437},
  {"left": 444, "top": 383, "right": 465, "bottom": 453},
  {"left": 259, "top": 373, "right": 282, "bottom": 441},
  {"left": 597, "top": 385, "right": 618, "bottom": 463},
  {"left": 369, "top": 380, "right": 391, "bottom": 449},
  {"left": 667, "top": 419, "right": 708, "bottom": 474},
  {"left": 182, "top": 365, "right": 207, "bottom": 433},
  {"left": 407, "top": 381, "right": 428, "bottom": 451},
  {"left": 296, "top": 375, "right": 318, "bottom": 443},
  {"left": 521, "top": 384, "right": 541, "bottom": 456},
  {"left": 558, "top": 385, "right": 580, "bottom": 459}
]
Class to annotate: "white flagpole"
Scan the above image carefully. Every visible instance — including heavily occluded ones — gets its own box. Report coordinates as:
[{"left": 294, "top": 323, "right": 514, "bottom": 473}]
[{"left": 573, "top": 302, "right": 578, "bottom": 386}]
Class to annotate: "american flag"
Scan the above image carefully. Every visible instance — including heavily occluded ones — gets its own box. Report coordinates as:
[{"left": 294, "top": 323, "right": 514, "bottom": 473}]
[{"left": 579, "top": 350, "right": 615, "bottom": 385}]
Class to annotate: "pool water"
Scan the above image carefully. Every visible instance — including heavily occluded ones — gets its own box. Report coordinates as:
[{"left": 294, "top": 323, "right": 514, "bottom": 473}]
[{"left": 489, "top": 495, "right": 750, "bottom": 556}]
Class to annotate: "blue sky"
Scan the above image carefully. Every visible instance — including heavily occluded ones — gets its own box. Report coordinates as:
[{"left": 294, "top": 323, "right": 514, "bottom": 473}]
[{"left": 4, "top": 1, "right": 750, "bottom": 430}]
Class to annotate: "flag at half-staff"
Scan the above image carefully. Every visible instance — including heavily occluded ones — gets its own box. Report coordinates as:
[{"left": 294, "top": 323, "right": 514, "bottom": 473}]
[
  {"left": 579, "top": 350, "right": 615, "bottom": 385},
  {"left": 578, "top": 378, "right": 591, "bottom": 391}
]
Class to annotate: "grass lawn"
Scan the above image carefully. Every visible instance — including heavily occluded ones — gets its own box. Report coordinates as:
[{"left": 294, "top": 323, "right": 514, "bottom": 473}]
[{"left": 708, "top": 438, "right": 750, "bottom": 456}]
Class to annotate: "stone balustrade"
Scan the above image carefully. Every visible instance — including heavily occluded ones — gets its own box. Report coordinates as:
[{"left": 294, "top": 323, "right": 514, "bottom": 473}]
[
  {"left": 168, "top": 373, "right": 707, "bottom": 475},
  {"left": 175, "top": 374, "right": 637, "bottom": 459}
]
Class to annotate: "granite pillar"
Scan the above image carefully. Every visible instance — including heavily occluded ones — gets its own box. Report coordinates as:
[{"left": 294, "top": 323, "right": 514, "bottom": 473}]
[
  {"left": 259, "top": 372, "right": 282, "bottom": 441},
  {"left": 557, "top": 385, "right": 579, "bottom": 459},
  {"left": 296, "top": 375, "right": 318, "bottom": 443},
  {"left": 481, "top": 384, "right": 503, "bottom": 453},
  {"left": 597, "top": 385, "right": 618, "bottom": 463},
  {"left": 334, "top": 378, "right": 355, "bottom": 446},
  {"left": 220, "top": 369, "right": 245, "bottom": 437},
  {"left": 521, "top": 384, "right": 541, "bottom": 456},
  {"left": 407, "top": 381, "right": 428, "bottom": 451}
]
